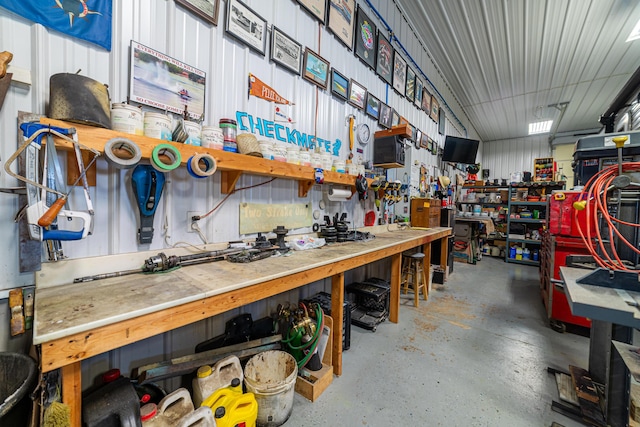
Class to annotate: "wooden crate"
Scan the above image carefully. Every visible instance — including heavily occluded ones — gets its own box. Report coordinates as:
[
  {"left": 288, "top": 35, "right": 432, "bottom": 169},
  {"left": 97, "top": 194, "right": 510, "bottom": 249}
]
[
  {"left": 295, "top": 315, "right": 333, "bottom": 402},
  {"left": 374, "top": 124, "right": 412, "bottom": 139}
]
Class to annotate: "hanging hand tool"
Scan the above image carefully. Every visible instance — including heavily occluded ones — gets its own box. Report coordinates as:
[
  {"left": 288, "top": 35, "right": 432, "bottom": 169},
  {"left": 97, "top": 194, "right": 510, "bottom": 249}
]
[
  {"left": 4, "top": 123, "right": 98, "bottom": 241},
  {"left": 131, "top": 164, "right": 166, "bottom": 244}
]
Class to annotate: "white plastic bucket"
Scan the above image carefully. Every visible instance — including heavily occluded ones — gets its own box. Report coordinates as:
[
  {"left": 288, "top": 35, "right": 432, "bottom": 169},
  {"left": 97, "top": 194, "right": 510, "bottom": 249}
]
[
  {"left": 243, "top": 350, "right": 297, "bottom": 427},
  {"left": 333, "top": 160, "right": 346, "bottom": 173},
  {"left": 144, "top": 112, "right": 172, "bottom": 141},
  {"left": 183, "top": 120, "right": 202, "bottom": 146},
  {"left": 298, "top": 150, "right": 311, "bottom": 167},
  {"left": 201, "top": 126, "right": 224, "bottom": 150},
  {"left": 111, "top": 103, "right": 143, "bottom": 135},
  {"left": 273, "top": 144, "right": 287, "bottom": 162}
]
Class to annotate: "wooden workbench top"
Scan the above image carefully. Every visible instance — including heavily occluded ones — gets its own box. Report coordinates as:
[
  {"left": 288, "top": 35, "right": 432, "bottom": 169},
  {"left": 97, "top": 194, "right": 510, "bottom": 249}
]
[{"left": 34, "top": 227, "right": 450, "bottom": 346}]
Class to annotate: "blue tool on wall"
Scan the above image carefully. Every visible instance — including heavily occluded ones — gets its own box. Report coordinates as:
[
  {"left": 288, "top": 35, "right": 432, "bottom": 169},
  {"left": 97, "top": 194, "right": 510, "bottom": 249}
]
[{"left": 131, "top": 165, "right": 165, "bottom": 245}]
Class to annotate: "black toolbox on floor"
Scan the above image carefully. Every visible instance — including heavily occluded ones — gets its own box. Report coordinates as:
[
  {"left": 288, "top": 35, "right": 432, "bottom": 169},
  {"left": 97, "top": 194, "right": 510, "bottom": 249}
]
[
  {"left": 305, "top": 292, "right": 351, "bottom": 351},
  {"left": 346, "top": 277, "right": 390, "bottom": 332}
]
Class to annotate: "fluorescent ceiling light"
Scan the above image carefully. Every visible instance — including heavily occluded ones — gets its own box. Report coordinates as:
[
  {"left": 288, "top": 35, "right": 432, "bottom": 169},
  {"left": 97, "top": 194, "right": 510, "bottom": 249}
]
[
  {"left": 627, "top": 18, "right": 640, "bottom": 42},
  {"left": 529, "top": 120, "right": 553, "bottom": 135}
]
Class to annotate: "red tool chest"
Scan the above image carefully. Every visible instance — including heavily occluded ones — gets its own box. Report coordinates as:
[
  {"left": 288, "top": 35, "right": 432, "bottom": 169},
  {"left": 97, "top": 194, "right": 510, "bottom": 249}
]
[
  {"left": 540, "top": 232, "right": 591, "bottom": 331},
  {"left": 540, "top": 190, "right": 593, "bottom": 331}
]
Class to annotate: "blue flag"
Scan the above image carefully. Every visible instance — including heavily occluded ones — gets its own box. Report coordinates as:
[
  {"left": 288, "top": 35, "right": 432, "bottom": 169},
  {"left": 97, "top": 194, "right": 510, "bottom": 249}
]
[{"left": 1, "top": 1, "right": 112, "bottom": 51}]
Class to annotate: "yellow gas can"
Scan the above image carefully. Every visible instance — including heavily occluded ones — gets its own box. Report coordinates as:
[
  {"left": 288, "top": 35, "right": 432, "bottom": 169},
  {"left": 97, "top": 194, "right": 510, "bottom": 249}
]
[{"left": 201, "top": 388, "right": 257, "bottom": 427}]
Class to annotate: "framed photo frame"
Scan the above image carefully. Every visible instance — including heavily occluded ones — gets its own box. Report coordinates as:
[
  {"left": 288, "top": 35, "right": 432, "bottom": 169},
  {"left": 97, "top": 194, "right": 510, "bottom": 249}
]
[
  {"left": 270, "top": 27, "right": 302, "bottom": 75},
  {"left": 330, "top": 68, "right": 349, "bottom": 101},
  {"left": 421, "top": 133, "right": 429, "bottom": 150},
  {"left": 379, "top": 102, "right": 392, "bottom": 128},
  {"left": 391, "top": 109, "right": 400, "bottom": 127},
  {"left": 176, "top": 0, "right": 220, "bottom": 25},
  {"left": 422, "top": 88, "right": 432, "bottom": 115},
  {"left": 438, "top": 109, "right": 446, "bottom": 135},
  {"left": 405, "top": 68, "right": 415, "bottom": 102},
  {"left": 414, "top": 128, "right": 422, "bottom": 149},
  {"left": 366, "top": 93, "right": 380, "bottom": 119},
  {"left": 430, "top": 138, "right": 438, "bottom": 155},
  {"left": 302, "top": 48, "right": 330, "bottom": 89},
  {"left": 348, "top": 79, "right": 366, "bottom": 109},
  {"left": 430, "top": 95, "right": 440, "bottom": 122},
  {"left": 226, "top": 0, "right": 267, "bottom": 56},
  {"left": 415, "top": 78, "right": 424, "bottom": 108},
  {"left": 376, "top": 32, "right": 393, "bottom": 85},
  {"left": 392, "top": 51, "right": 407, "bottom": 95},
  {"left": 327, "top": 0, "right": 355, "bottom": 49},
  {"left": 297, "top": 0, "right": 327, "bottom": 24},
  {"left": 129, "top": 40, "right": 206, "bottom": 120},
  {"left": 354, "top": 5, "right": 377, "bottom": 70}
]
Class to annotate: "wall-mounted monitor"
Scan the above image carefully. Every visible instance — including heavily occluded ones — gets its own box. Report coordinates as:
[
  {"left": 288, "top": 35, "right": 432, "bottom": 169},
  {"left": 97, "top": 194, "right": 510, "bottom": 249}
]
[{"left": 442, "top": 135, "right": 479, "bottom": 164}]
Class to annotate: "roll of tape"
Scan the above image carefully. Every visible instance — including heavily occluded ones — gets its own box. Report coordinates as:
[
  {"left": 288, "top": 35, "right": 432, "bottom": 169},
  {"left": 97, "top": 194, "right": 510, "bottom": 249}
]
[
  {"left": 104, "top": 137, "right": 142, "bottom": 169},
  {"left": 151, "top": 143, "right": 182, "bottom": 172},
  {"left": 187, "top": 153, "right": 217, "bottom": 178}
]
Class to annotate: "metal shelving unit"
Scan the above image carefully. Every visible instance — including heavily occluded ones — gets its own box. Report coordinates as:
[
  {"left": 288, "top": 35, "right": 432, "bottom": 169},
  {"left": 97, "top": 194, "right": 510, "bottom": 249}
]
[{"left": 505, "top": 182, "right": 565, "bottom": 265}]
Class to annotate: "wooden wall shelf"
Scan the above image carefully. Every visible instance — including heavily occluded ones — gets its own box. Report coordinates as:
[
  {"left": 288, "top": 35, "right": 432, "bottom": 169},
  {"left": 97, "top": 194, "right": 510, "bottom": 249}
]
[{"left": 40, "top": 118, "right": 362, "bottom": 197}]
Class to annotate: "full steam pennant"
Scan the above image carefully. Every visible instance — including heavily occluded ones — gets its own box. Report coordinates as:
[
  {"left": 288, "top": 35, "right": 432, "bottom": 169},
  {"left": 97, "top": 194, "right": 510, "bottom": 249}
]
[
  {"left": 248, "top": 73, "right": 293, "bottom": 105},
  {"left": 0, "top": 1, "right": 112, "bottom": 51}
]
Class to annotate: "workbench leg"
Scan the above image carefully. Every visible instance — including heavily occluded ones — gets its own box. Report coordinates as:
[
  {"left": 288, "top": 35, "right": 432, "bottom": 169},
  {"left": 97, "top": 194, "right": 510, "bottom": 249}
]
[
  {"left": 331, "top": 272, "right": 344, "bottom": 376},
  {"left": 61, "top": 362, "right": 82, "bottom": 427},
  {"left": 389, "top": 253, "right": 401, "bottom": 323},
  {"left": 423, "top": 243, "right": 431, "bottom": 298},
  {"left": 440, "top": 237, "right": 449, "bottom": 280}
]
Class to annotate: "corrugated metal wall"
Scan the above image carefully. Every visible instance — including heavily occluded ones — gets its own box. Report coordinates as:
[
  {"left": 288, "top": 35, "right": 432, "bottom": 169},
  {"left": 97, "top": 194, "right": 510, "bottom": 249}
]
[
  {"left": 481, "top": 135, "right": 551, "bottom": 182},
  {"left": 0, "top": 0, "right": 476, "bottom": 386}
]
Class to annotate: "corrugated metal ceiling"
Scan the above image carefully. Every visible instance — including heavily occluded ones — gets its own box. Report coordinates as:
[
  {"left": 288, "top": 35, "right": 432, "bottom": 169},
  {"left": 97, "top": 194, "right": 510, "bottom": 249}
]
[{"left": 394, "top": 0, "right": 640, "bottom": 142}]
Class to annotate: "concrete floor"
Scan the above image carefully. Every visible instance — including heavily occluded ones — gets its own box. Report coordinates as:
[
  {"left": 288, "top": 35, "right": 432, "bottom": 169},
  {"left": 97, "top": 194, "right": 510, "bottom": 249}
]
[{"left": 285, "top": 256, "right": 590, "bottom": 426}]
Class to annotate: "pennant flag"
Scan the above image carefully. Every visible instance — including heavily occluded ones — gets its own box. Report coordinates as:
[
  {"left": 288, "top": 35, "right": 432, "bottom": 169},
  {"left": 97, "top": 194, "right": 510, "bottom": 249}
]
[
  {"left": 248, "top": 73, "right": 292, "bottom": 105},
  {"left": 1, "top": 1, "right": 112, "bottom": 51}
]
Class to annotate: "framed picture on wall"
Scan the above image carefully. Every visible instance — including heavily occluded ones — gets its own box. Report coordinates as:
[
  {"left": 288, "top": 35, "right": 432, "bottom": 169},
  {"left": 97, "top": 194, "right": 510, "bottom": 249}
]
[
  {"left": 391, "top": 109, "right": 400, "bottom": 127},
  {"left": 379, "top": 102, "right": 392, "bottom": 128},
  {"left": 421, "top": 133, "right": 429, "bottom": 150},
  {"left": 438, "top": 108, "right": 446, "bottom": 134},
  {"left": 330, "top": 68, "right": 349, "bottom": 101},
  {"left": 422, "top": 88, "right": 431, "bottom": 115},
  {"left": 415, "top": 78, "right": 424, "bottom": 108},
  {"left": 130, "top": 40, "right": 206, "bottom": 120},
  {"left": 430, "top": 95, "right": 440, "bottom": 122},
  {"left": 414, "top": 128, "right": 422, "bottom": 149},
  {"left": 176, "top": 0, "right": 221, "bottom": 25},
  {"left": 376, "top": 32, "right": 393, "bottom": 85},
  {"left": 405, "top": 67, "right": 415, "bottom": 102},
  {"left": 392, "top": 51, "right": 406, "bottom": 95},
  {"left": 297, "top": 0, "right": 327, "bottom": 23},
  {"left": 303, "top": 48, "right": 330, "bottom": 89},
  {"left": 327, "top": 0, "right": 355, "bottom": 49},
  {"left": 225, "top": 0, "right": 267, "bottom": 55},
  {"left": 270, "top": 27, "right": 302, "bottom": 75},
  {"left": 354, "top": 5, "right": 377, "bottom": 70},
  {"left": 366, "top": 93, "right": 380, "bottom": 119},
  {"left": 348, "top": 79, "right": 366, "bottom": 109}
]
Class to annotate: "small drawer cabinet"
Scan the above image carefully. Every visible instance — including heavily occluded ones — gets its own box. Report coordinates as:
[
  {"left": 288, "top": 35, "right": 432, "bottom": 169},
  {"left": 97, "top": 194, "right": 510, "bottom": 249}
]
[{"left": 410, "top": 198, "right": 441, "bottom": 228}]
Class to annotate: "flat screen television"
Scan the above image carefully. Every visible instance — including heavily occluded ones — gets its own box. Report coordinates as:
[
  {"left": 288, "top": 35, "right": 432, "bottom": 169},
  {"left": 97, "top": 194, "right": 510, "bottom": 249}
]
[{"left": 442, "top": 135, "right": 479, "bottom": 164}]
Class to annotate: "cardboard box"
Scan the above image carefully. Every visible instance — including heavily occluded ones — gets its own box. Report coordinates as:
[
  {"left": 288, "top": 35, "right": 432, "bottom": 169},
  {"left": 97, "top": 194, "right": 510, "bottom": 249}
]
[{"left": 295, "top": 315, "right": 333, "bottom": 402}]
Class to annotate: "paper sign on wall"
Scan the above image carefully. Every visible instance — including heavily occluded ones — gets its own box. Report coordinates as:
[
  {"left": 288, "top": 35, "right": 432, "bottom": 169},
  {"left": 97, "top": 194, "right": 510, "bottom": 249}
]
[{"left": 240, "top": 203, "right": 311, "bottom": 234}]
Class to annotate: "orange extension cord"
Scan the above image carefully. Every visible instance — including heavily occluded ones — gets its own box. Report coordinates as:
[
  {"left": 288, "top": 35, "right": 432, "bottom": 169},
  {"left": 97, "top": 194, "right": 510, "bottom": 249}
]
[{"left": 575, "top": 162, "right": 640, "bottom": 270}]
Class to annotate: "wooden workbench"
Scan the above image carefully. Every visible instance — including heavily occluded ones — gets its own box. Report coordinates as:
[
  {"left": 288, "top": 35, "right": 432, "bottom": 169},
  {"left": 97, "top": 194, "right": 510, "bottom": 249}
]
[{"left": 34, "top": 227, "right": 451, "bottom": 425}]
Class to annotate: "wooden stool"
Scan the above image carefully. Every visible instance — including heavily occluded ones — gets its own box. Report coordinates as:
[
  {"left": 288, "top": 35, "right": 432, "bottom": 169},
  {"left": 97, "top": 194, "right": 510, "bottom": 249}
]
[{"left": 401, "top": 252, "right": 428, "bottom": 307}]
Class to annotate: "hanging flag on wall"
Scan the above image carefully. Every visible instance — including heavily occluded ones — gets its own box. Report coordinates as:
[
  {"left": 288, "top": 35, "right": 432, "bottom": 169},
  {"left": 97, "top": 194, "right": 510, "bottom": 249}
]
[
  {"left": 0, "top": 1, "right": 112, "bottom": 51},
  {"left": 248, "top": 73, "right": 292, "bottom": 105}
]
